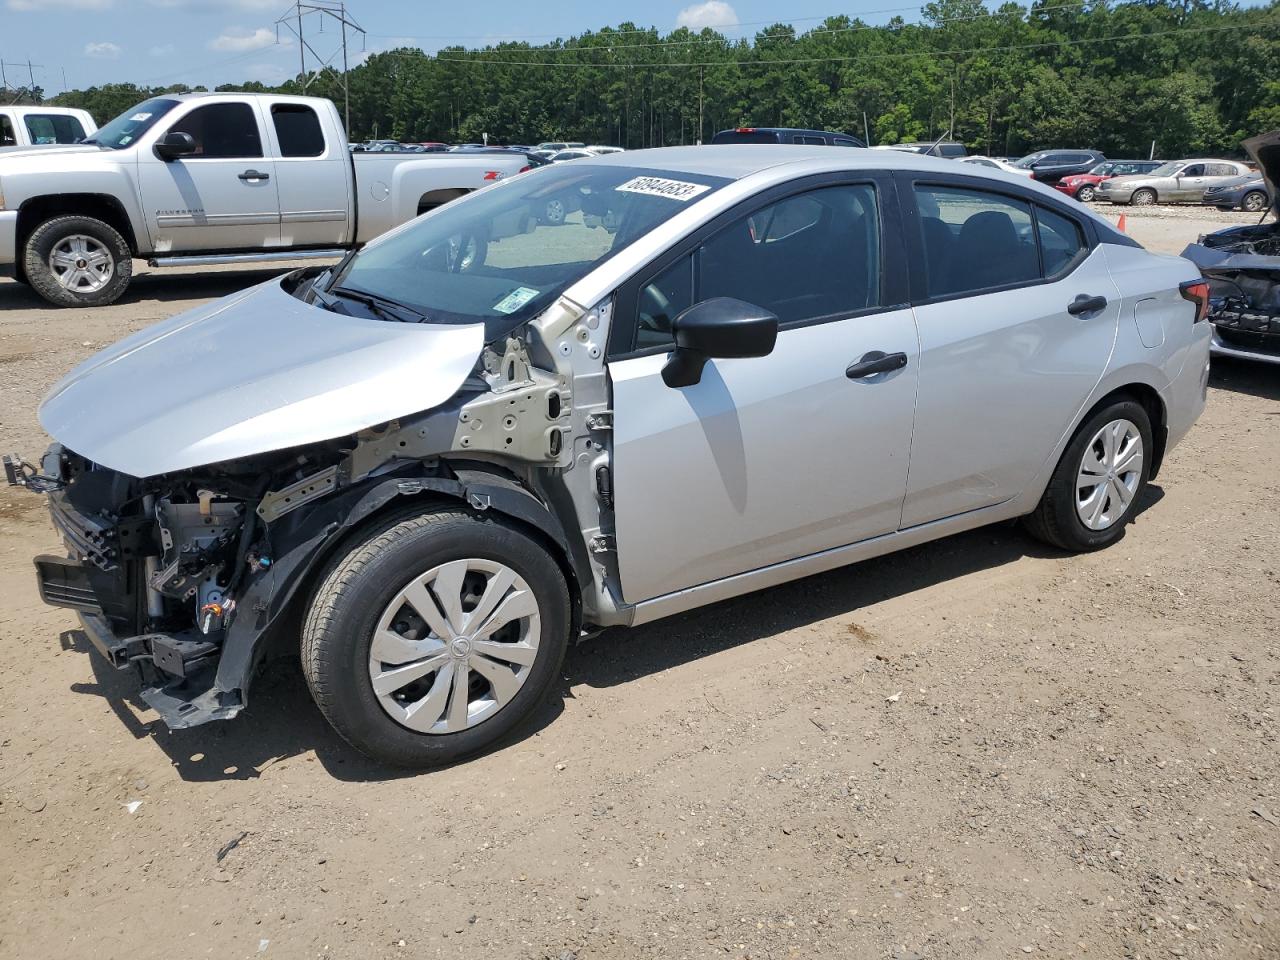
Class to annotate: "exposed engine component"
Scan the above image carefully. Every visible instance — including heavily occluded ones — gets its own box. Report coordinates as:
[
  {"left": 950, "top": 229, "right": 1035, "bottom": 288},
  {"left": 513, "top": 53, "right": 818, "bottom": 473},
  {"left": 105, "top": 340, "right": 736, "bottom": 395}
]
[{"left": 150, "top": 497, "right": 244, "bottom": 601}]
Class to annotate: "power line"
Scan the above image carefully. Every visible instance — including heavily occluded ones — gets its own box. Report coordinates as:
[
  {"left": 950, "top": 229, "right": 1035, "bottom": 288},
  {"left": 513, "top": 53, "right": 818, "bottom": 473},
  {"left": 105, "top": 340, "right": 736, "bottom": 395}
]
[{"left": 429, "top": 18, "right": 1277, "bottom": 69}]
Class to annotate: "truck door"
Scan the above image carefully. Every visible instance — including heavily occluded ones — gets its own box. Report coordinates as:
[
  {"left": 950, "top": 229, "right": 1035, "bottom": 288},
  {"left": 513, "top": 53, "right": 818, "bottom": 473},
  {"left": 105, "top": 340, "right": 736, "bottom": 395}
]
[
  {"left": 137, "top": 99, "right": 280, "bottom": 253},
  {"left": 265, "top": 101, "right": 352, "bottom": 248}
]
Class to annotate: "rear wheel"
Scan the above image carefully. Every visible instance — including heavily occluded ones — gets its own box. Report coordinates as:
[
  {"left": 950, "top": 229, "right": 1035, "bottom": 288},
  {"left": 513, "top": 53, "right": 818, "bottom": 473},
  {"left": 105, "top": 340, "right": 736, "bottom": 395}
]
[
  {"left": 1023, "top": 398, "right": 1153, "bottom": 552},
  {"left": 1131, "top": 188, "right": 1157, "bottom": 207},
  {"left": 23, "top": 215, "right": 132, "bottom": 307},
  {"left": 541, "top": 197, "right": 567, "bottom": 225},
  {"left": 1241, "top": 190, "right": 1268, "bottom": 213},
  {"left": 301, "top": 507, "right": 571, "bottom": 768},
  {"left": 1076, "top": 184, "right": 1097, "bottom": 202}
]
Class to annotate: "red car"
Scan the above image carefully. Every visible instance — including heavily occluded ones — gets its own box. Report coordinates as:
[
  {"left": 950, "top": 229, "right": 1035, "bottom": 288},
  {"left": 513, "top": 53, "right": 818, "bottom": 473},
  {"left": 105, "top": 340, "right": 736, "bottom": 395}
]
[{"left": 1054, "top": 160, "right": 1163, "bottom": 201}]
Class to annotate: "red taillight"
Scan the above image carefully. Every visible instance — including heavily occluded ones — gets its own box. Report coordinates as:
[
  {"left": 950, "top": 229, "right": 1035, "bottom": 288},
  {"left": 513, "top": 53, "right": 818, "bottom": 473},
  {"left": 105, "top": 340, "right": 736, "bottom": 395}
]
[
  {"left": 1180, "top": 279, "right": 1210, "bottom": 323},
  {"left": 518, "top": 164, "right": 531, "bottom": 173}
]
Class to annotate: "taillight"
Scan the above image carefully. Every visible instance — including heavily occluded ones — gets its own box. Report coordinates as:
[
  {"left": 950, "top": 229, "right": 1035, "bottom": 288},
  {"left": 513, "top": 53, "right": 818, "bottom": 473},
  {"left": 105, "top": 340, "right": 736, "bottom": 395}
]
[
  {"left": 735, "top": 127, "right": 756, "bottom": 133},
  {"left": 518, "top": 164, "right": 531, "bottom": 173},
  {"left": 1180, "top": 279, "right": 1210, "bottom": 323}
]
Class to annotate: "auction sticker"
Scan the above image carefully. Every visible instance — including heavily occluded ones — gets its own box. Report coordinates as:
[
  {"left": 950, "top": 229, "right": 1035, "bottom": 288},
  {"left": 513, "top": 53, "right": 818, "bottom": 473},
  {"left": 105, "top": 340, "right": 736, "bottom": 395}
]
[
  {"left": 493, "top": 286, "right": 540, "bottom": 314},
  {"left": 129, "top": 112, "right": 152, "bottom": 122},
  {"left": 616, "top": 176, "right": 710, "bottom": 201}
]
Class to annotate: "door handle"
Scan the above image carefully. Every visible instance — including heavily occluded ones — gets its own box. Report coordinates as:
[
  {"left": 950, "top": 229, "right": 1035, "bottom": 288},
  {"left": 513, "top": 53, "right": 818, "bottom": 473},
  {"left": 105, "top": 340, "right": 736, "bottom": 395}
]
[
  {"left": 846, "top": 350, "right": 908, "bottom": 379},
  {"left": 238, "top": 169, "right": 270, "bottom": 181},
  {"left": 1067, "top": 294, "right": 1108, "bottom": 315}
]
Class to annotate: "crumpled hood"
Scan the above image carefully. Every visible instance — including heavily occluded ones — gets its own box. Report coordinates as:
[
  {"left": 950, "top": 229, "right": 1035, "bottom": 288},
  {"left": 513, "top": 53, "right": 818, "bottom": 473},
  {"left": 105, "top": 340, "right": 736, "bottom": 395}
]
[
  {"left": 1243, "top": 129, "right": 1280, "bottom": 214},
  {"left": 39, "top": 277, "right": 484, "bottom": 477}
]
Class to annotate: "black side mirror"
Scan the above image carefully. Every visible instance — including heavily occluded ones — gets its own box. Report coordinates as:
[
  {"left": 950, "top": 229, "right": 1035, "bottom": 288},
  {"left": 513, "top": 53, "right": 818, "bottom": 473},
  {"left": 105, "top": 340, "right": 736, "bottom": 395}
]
[
  {"left": 155, "top": 131, "right": 196, "bottom": 160},
  {"left": 661, "top": 297, "right": 778, "bottom": 388}
]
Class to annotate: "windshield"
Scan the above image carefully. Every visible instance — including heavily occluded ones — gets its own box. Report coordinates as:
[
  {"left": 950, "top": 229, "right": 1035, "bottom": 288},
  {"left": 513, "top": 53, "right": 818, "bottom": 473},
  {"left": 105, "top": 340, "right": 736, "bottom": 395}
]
[
  {"left": 328, "top": 163, "right": 730, "bottom": 340},
  {"left": 86, "top": 98, "right": 179, "bottom": 149},
  {"left": 1013, "top": 152, "right": 1047, "bottom": 168},
  {"left": 1149, "top": 161, "right": 1183, "bottom": 177}
]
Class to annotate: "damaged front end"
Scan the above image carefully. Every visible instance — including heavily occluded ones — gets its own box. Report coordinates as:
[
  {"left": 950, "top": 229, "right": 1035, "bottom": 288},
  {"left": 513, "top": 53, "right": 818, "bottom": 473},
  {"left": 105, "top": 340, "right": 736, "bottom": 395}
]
[{"left": 1181, "top": 129, "right": 1280, "bottom": 364}]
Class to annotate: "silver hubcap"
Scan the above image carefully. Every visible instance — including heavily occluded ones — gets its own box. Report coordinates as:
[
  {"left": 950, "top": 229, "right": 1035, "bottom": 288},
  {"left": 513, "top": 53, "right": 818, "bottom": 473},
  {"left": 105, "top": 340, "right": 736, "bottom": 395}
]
[
  {"left": 1243, "top": 193, "right": 1265, "bottom": 212},
  {"left": 1079, "top": 187, "right": 1094, "bottom": 201},
  {"left": 546, "top": 199, "right": 564, "bottom": 222},
  {"left": 1076, "top": 418, "right": 1143, "bottom": 531},
  {"left": 368, "top": 558, "right": 540, "bottom": 734},
  {"left": 49, "top": 234, "right": 114, "bottom": 293},
  {"left": 1133, "top": 191, "right": 1154, "bottom": 206}
]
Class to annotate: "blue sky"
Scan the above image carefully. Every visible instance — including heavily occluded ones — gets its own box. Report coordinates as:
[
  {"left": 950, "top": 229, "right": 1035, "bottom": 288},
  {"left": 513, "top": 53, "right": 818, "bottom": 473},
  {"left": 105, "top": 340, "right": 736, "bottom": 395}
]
[
  {"left": 0, "top": 0, "right": 1011, "bottom": 93},
  {"left": 1, "top": 0, "right": 1269, "bottom": 97}
]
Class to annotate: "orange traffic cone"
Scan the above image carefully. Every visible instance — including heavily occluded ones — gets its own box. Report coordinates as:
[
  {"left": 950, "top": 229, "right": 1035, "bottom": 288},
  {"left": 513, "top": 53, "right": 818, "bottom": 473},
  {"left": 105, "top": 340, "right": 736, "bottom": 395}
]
[{"left": 1116, "top": 214, "right": 1127, "bottom": 232}]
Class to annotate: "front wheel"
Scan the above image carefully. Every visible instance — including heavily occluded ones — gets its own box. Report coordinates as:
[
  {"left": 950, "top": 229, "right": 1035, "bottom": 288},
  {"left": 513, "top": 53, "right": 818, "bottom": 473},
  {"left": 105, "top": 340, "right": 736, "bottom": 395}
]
[
  {"left": 1241, "top": 190, "right": 1268, "bottom": 213},
  {"left": 301, "top": 507, "right": 571, "bottom": 768},
  {"left": 1023, "top": 398, "right": 1153, "bottom": 552},
  {"left": 23, "top": 215, "right": 132, "bottom": 307},
  {"left": 1131, "top": 188, "right": 1157, "bottom": 207},
  {"left": 1076, "top": 184, "right": 1096, "bottom": 202}
]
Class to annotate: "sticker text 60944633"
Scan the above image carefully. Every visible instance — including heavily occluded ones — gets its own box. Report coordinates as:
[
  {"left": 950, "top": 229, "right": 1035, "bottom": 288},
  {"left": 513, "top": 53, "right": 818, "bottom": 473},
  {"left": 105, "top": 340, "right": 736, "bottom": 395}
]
[{"left": 615, "top": 176, "right": 711, "bottom": 202}]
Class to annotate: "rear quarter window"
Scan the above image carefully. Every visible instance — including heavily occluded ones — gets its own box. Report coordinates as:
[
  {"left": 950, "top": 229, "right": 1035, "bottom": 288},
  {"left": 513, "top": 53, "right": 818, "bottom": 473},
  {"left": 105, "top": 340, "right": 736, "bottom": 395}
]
[{"left": 271, "top": 104, "right": 325, "bottom": 157}]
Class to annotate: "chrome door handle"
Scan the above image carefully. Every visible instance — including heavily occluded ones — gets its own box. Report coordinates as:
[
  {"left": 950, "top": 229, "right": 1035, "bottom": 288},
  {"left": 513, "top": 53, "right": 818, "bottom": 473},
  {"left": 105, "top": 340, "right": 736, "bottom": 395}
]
[
  {"left": 238, "top": 169, "right": 270, "bottom": 181},
  {"left": 1067, "top": 294, "right": 1108, "bottom": 315},
  {"left": 846, "top": 350, "right": 908, "bottom": 379}
]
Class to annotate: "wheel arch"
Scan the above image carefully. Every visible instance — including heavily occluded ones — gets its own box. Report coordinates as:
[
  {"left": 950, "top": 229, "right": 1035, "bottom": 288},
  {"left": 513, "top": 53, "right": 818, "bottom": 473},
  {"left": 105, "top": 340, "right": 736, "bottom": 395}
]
[
  {"left": 1076, "top": 382, "right": 1169, "bottom": 480},
  {"left": 416, "top": 187, "right": 470, "bottom": 216},
  {"left": 16, "top": 193, "right": 139, "bottom": 257}
]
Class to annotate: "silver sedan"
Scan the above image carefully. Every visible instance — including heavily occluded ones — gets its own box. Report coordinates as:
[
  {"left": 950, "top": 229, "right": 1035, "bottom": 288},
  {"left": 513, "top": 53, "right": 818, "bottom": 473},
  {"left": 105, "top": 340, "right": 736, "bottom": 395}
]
[{"left": 16, "top": 146, "right": 1211, "bottom": 767}]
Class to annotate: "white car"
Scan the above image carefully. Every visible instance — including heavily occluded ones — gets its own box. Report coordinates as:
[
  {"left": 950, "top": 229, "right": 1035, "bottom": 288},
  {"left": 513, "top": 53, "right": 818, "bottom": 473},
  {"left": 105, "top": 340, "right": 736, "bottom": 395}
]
[
  {"left": 960, "top": 155, "right": 1034, "bottom": 177},
  {"left": 12, "top": 146, "right": 1211, "bottom": 768},
  {"left": 549, "top": 148, "right": 595, "bottom": 162},
  {"left": 586, "top": 145, "right": 624, "bottom": 155}
]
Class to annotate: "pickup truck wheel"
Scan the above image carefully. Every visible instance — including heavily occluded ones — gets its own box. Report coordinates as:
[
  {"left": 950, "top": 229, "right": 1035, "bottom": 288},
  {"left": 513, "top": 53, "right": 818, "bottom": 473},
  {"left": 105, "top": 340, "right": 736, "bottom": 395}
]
[
  {"left": 301, "top": 507, "right": 571, "bottom": 768},
  {"left": 23, "top": 215, "right": 132, "bottom": 308},
  {"left": 1023, "top": 398, "right": 1152, "bottom": 553}
]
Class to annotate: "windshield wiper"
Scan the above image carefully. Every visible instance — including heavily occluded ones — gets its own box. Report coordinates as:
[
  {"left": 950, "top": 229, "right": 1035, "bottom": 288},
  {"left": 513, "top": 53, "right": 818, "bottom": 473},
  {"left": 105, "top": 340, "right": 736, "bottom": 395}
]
[{"left": 332, "top": 286, "right": 427, "bottom": 323}]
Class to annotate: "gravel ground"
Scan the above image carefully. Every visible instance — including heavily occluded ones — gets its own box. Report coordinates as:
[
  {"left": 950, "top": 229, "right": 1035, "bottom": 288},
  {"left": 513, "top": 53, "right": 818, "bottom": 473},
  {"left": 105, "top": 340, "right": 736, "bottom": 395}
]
[{"left": 0, "top": 210, "right": 1277, "bottom": 960}]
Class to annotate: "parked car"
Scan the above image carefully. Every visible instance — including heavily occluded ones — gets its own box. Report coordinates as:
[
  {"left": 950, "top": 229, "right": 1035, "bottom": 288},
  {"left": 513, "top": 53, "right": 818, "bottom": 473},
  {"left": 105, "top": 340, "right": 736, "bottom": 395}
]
[
  {"left": 417, "top": 142, "right": 449, "bottom": 152},
  {"left": 874, "top": 140, "right": 967, "bottom": 158},
  {"left": 959, "top": 155, "right": 1033, "bottom": 176},
  {"left": 586, "top": 145, "right": 624, "bottom": 155},
  {"left": 1179, "top": 130, "right": 1280, "bottom": 364},
  {"left": 1013, "top": 149, "right": 1107, "bottom": 184},
  {"left": 1098, "top": 158, "right": 1253, "bottom": 205},
  {"left": 0, "top": 93, "right": 534, "bottom": 307},
  {"left": 549, "top": 148, "right": 595, "bottom": 162},
  {"left": 1054, "top": 160, "right": 1163, "bottom": 202},
  {"left": 7, "top": 146, "right": 1211, "bottom": 767},
  {"left": 535, "top": 141, "right": 585, "bottom": 152},
  {"left": 711, "top": 127, "right": 864, "bottom": 147},
  {"left": 1201, "top": 173, "right": 1271, "bottom": 212},
  {"left": 0, "top": 105, "right": 96, "bottom": 148}
]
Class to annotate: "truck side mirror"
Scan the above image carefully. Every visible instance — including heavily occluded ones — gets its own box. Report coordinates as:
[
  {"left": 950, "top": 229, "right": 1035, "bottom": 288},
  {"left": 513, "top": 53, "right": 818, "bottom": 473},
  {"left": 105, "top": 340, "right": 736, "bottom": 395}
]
[
  {"left": 155, "top": 131, "right": 197, "bottom": 160},
  {"left": 661, "top": 297, "right": 779, "bottom": 388}
]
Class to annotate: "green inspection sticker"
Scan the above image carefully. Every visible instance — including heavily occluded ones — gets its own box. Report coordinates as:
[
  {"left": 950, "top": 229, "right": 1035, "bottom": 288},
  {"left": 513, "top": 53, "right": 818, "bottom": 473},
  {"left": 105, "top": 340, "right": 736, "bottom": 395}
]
[{"left": 493, "top": 286, "right": 540, "bottom": 314}]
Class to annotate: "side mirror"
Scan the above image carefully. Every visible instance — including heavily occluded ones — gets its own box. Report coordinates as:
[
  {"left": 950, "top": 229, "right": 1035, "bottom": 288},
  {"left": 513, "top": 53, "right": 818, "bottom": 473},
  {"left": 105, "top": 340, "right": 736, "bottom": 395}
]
[
  {"left": 155, "top": 131, "right": 196, "bottom": 160},
  {"left": 661, "top": 297, "right": 778, "bottom": 388}
]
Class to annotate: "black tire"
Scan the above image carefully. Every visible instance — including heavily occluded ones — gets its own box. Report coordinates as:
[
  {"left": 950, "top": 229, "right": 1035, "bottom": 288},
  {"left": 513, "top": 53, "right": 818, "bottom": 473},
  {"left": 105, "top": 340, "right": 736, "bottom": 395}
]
[
  {"left": 1076, "top": 184, "right": 1096, "bottom": 202},
  {"left": 301, "top": 507, "right": 571, "bottom": 768},
  {"left": 1241, "top": 190, "right": 1268, "bottom": 213},
  {"left": 1023, "top": 398, "right": 1153, "bottom": 553},
  {"left": 23, "top": 215, "right": 132, "bottom": 308},
  {"left": 1131, "top": 188, "right": 1157, "bottom": 207}
]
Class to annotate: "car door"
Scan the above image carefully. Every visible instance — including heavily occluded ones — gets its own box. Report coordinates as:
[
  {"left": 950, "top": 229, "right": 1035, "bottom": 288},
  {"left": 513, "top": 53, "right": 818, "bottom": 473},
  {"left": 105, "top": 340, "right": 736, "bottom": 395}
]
[
  {"left": 265, "top": 101, "right": 352, "bottom": 247},
  {"left": 1170, "top": 163, "right": 1207, "bottom": 201},
  {"left": 136, "top": 99, "right": 280, "bottom": 253},
  {"left": 897, "top": 175, "right": 1120, "bottom": 528},
  {"left": 608, "top": 177, "right": 920, "bottom": 604}
]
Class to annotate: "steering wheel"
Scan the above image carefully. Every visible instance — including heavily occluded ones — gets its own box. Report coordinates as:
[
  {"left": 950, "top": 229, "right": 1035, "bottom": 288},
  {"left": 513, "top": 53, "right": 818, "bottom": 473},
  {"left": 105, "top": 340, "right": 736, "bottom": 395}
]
[{"left": 638, "top": 283, "right": 673, "bottom": 334}]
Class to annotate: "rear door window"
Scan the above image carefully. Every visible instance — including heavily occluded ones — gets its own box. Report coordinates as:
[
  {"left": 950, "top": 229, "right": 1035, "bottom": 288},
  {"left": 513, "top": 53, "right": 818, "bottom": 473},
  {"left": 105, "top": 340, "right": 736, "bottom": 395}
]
[
  {"left": 914, "top": 185, "right": 1038, "bottom": 298},
  {"left": 271, "top": 103, "right": 325, "bottom": 157}
]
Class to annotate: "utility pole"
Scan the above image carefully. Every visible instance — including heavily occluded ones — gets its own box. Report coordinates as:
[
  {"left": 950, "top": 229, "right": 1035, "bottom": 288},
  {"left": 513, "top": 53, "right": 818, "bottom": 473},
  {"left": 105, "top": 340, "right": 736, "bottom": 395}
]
[
  {"left": 276, "top": 0, "right": 365, "bottom": 138},
  {"left": 697, "top": 64, "right": 704, "bottom": 145}
]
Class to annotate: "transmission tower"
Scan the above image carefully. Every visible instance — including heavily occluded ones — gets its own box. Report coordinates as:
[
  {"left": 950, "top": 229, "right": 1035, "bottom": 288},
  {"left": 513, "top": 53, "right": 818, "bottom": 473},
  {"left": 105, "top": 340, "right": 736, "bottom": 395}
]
[{"left": 275, "top": 0, "right": 365, "bottom": 137}]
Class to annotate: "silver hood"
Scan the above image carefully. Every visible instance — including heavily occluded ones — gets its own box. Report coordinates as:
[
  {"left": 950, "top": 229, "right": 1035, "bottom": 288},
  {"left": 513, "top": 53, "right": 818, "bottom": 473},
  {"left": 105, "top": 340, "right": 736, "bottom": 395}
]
[
  {"left": 39, "top": 277, "right": 484, "bottom": 477},
  {"left": 1243, "top": 129, "right": 1280, "bottom": 215}
]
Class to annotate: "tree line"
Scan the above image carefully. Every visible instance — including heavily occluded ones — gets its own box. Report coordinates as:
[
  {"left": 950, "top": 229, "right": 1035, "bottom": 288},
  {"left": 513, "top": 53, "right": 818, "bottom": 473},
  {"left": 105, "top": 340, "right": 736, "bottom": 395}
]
[{"left": 26, "top": 0, "right": 1280, "bottom": 159}]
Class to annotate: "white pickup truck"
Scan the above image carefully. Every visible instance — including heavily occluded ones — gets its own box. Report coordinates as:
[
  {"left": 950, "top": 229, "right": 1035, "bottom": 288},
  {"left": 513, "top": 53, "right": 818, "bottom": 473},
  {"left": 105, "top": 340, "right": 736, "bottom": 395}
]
[
  {"left": 0, "top": 106, "right": 98, "bottom": 149},
  {"left": 0, "top": 93, "right": 534, "bottom": 306}
]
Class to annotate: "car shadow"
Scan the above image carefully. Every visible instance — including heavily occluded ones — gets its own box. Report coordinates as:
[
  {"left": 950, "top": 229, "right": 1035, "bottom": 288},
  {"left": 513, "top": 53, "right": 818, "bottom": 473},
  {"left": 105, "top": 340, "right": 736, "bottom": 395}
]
[
  {"left": 66, "top": 486, "right": 1164, "bottom": 784},
  {"left": 0, "top": 264, "right": 328, "bottom": 310},
  {"left": 1210, "top": 357, "right": 1280, "bottom": 402}
]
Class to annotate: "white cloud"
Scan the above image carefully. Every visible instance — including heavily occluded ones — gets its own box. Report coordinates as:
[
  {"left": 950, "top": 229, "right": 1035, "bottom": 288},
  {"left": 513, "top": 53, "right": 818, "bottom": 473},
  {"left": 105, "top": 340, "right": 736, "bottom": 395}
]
[
  {"left": 676, "top": 0, "right": 738, "bottom": 31},
  {"left": 84, "top": 41, "right": 123, "bottom": 59},
  {"left": 209, "top": 26, "right": 277, "bottom": 52},
  {"left": 8, "top": 0, "right": 111, "bottom": 9},
  {"left": 149, "top": 43, "right": 176, "bottom": 57}
]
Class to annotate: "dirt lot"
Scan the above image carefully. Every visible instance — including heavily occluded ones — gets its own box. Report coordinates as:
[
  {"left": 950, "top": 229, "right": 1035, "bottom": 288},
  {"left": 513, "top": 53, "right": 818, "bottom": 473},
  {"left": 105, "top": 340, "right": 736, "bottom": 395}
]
[{"left": 1, "top": 206, "right": 1277, "bottom": 960}]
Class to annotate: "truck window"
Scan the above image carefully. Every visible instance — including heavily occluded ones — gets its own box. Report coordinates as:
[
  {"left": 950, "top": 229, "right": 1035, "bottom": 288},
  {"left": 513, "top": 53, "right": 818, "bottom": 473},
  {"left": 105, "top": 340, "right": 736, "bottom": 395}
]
[
  {"left": 0, "top": 115, "right": 15, "bottom": 147},
  {"left": 23, "top": 113, "right": 86, "bottom": 144},
  {"left": 271, "top": 103, "right": 325, "bottom": 157},
  {"left": 168, "top": 103, "right": 262, "bottom": 159}
]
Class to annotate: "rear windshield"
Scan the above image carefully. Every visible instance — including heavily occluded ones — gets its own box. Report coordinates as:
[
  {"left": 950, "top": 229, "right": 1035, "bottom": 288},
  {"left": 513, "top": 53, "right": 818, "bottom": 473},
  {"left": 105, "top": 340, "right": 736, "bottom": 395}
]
[
  {"left": 712, "top": 130, "right": 781, "bottom": 144},
  {"left": 329, "top": 163, "right": 730, "bottom": 340},
  {"left": 86, "top": 98, "right": 179, "bottom": 150},
  {"left": 23, "top": 113, "right": 86, "bottom": 144}
]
